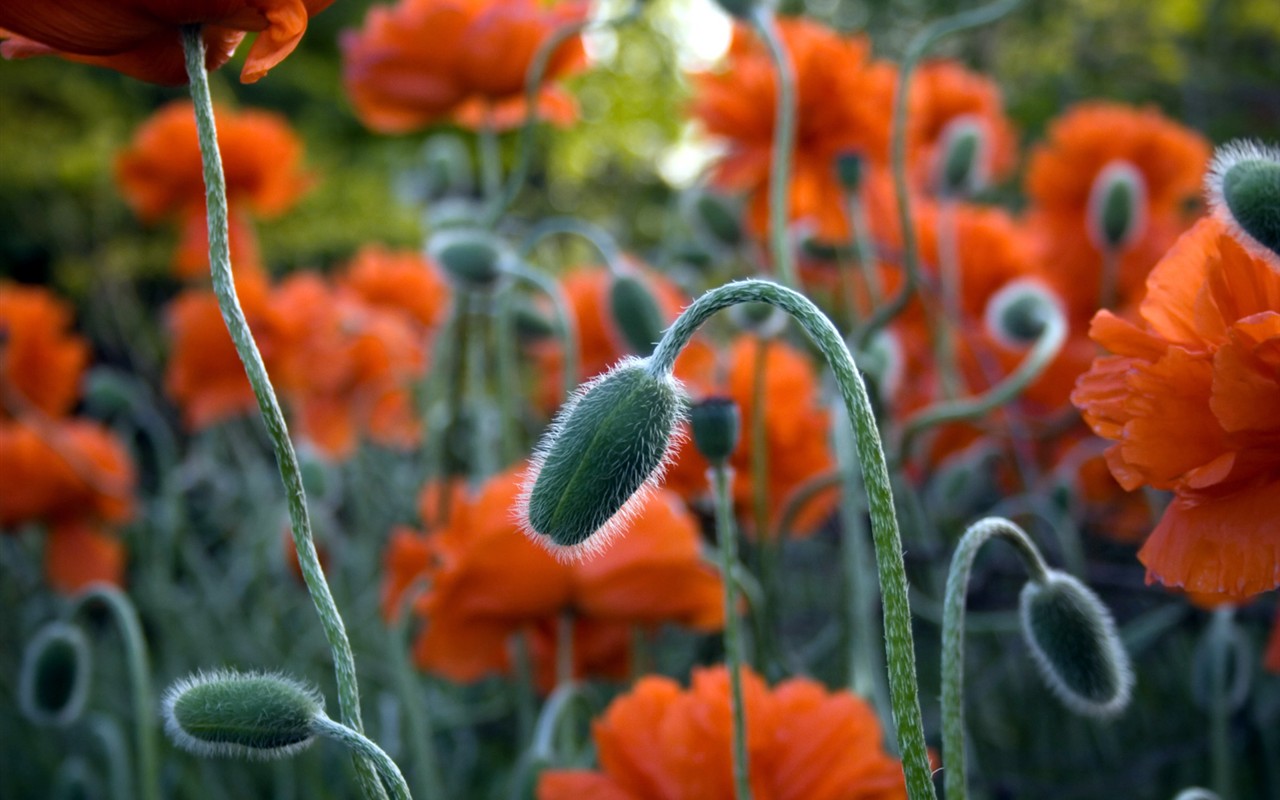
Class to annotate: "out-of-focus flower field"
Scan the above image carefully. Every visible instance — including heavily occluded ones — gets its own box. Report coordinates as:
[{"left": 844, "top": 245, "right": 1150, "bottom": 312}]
[{"left": 2, "top": 1, "right": 1280, "bottom": 798}]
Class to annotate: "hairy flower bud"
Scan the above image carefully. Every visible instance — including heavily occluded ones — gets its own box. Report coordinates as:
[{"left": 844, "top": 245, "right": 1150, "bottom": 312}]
[
  {"left": 1086, "top": 160, "right": 1147, "bottom": 252},
  {"left": 690, "top": 397, "right": 741, "bottom": 465},
  {"left": 936, "top": 116, "right": 988, "bottom": 198},
  {"left": 520, "top": 358, "right": 687, "bottom": 559},
  {"left": 609, "top": 274, "right": 666, "bottom": 356},
  {"left": 1207, "top": 140, "right": 1280, "bottom": 266},
  {"left": 1019, "top": 571, "right": 1133, "bottom": 718},
  {"left": 984, "top": 278, "right": 1062, "bottom": 350},
  {"left": 162, "top": 670, "right": 323, "bottom": 760},
  {"left": 19, "top": 622, "right": 91, "bottom": 727},
  {"left": 429, "top": 228, "right": 511, "bottom": 290}
]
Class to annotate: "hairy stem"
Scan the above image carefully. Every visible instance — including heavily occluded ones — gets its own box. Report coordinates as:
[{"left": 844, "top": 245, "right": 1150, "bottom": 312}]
[{"left": 312, "top": 716, "right": 412, "bottom": 800}]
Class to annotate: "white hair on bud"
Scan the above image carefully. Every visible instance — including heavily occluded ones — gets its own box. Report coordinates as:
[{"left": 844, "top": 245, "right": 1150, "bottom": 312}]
[
  {"left": 515, "top": 356, "right": 689, "bottom": 563},
  {"left": 1205, "top": 139, "right": 1280, "bottom": 268},
  {"left": 983, "top": 277, "right": 1064, "bottom": 352}
]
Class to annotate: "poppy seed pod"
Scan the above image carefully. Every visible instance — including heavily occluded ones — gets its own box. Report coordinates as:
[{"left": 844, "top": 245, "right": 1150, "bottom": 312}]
[
  {"left": 1019, "top": 570, "right": 1133, "bottom": 718},
  {"left": 984, "top": 278, "right": 1063, "bottom": 350},
  {"left": 19, "top": 622, "right": 91, "bottom": 727},
  {"left": 162, "top": 670, "right": 324, "bottom": 760},
  {"left": 429, "top": 228, "right": 511, "bottom": 290},
  {"left": 937, "top": 116, "right": 988, "bottom": 198},
  {"left": 521, "top": 357, "right": 687, "bottom": 559},
  {"left": 1207, "top": 140, "right": 1280, "bottom": 266},
  {"left": 690, "top": 397, "right": 741, "bottom": 465},
  {"left": 609, "top": 274, "right": 667, "bottom": 357},
  {"left": 1086, "top": 160, "right": 1148, "bottom": 252}
]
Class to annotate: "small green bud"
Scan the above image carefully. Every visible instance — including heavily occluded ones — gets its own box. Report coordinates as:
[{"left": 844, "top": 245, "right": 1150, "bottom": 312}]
[
  {"left": 667, "top": 241, "right": 716, "bottom": 272},
  {"left": 936, "top": 116, "right": 987, "bottom": 198},
  {"left": 609, "top": 274, "right": 667, "bottom": 357},
  {"left": 1208, "top": 140, "right": 1280, "bottom": 265},
  {"left": 521, "top": 358, "right": 687, "bottom": 559},
  {"left": 984, "top": 278, "right": 1062, "bottom": 350},
  {"left": 429, "top": 228, "right": 511, "bottom": 290},
  {"left": 728, "top": 299, "right": 788, "bottom": 339},
  {"left": 688, "top": 190, "right": 745, "bottom": 250},
  {"left": 1086, "top": 160, "right": 1147, "bottom": 252},
  {"left": 162, "top": 670, "right": 323, "bottom": 760},
  {"left": 511, "top": 297, "right": 557, "bottom": 343},
  {"left": 834, "top": 150, "right": 863, "bottom": 193},
  {"left": 1019, "top": 570, "right": 1133, "bottom": 718},
  {"left": 19, "top": 622, "right": 91, "bottom": 727},
  {"left": 690, "top": 397, "right": 741, "bottom": 465}
]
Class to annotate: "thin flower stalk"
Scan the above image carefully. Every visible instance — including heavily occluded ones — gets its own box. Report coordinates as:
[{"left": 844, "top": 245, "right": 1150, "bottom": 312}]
[
  {"left": 750, "top": 6, "right": 798, "bottom": 288},
  {"left": 941, "top": 518, "right": 1050, "bottom": 800},
  {"left": 648, "top": 278, "right": 935, "bottom": 800},
  {"left": 712, "top": 463, "right": 753, "bottom": 800},
  {"left": 180, "top": 26, "right": 385, "bottom": 800},
  {"left": 311, "top": 716, "right": 412, "bottom": 800}
]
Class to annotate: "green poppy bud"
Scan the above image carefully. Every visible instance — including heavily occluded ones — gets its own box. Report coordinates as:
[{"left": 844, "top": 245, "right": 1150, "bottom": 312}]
[
  {"left": 511, "top": 297, "right": 557, "bottom": 343},
  {"left": 429, "top": 228, "right": 511, "bottom": 290},
  {"left": 1087, "top": 160, "right": 1147, "bottom": 252},
  {"left": 521, "top": 358, "right": 687, "bottom": 559},
  {"left": 19, "top": 622, "right": 91, "bottom": 727},
  {"left": 834, "top": 150, "right": 864, "bottom": 194},
  {"left": 609, "top": 274, "right": 667, "bottom": 357},
  {"left": 688, "top": 189, "right": 745, "bottom": 250},
  {"left": 162, "top": 670, "right": 323, "bottom": 761},
  {"left": 690, "top": 397, "right": 741, "bottom": 465},
  {"left": 1208, "top": 140, "right": 1280, "bottom": 265},
  {"left": 1019, "top": 570, "right": 1133, "bottom": 718},
  {"left": 936, "top": 116, "right": 988, "bottom": 198},
  {"left": 984, "top": 278, "right": 1062, "bottom": 350}
]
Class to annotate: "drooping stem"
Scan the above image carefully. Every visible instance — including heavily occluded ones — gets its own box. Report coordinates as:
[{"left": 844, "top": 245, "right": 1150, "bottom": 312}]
[
  {"left": 73, "top": 585, "right": 157, "bottom": 800},
  {"left": 854, "top": 0, "right": 1027, "bottom": 352},
  {"left": 181, "top": 27, "right": 384, "bottom": 800},
  {"left": 509, "top": 262, "right": 580, "bottom": 403},
  {"left": 941, "top": 517, "right": 1050, "bottom": 800},
  {"left": 520, "top": 216, "right": 626, "bottom": 275},
  {"left": 712, "top": 464, "right": 753, "bottom": 800},
  {"left": 311, "top": 716, "right": 413, "bottom": 800},
  {"left": 751, "top": 7, "right": 798, "bottom": 289},
  {"left": 648, "top": 279, "right": 935, "bottom": 800}
]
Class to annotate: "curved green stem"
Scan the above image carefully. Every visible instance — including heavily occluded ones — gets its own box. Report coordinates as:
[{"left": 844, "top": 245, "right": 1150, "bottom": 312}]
[
  {"left": 941, "top": 517, "right": 1050, "bottom": 800},
  {"left": 648, "top": 279, "right": 935, "bottom": 800},
  {"left": 751, "top": 7, "right": 798, "bottom": 289},
  {"left": 311, "top": 716, "right": 412, "bottom": 800},
  {"left": 892, "top": 308, "right": 1066, "bottom": 466},
  {"left": 389, "top": 584, "right": 446, "bottom": 800},
  {"left": 509, "top": 263, "right": 580, "bottom": 403},
  {"left": 73, "top": 585, "right": 158, "bottom": 800},
  {"left": 483, "top": 1, "right": 643, "bottom": 227},
  {"left": 181, "top": 27, "right": 384, "bottom": 800},
  {"left": 519, "top": 216, "right": 625, "bottom": 275},
  {"left": 712, "top": 464, "right": 753, "bottom": 800},
  {"left": 854, "top": 0, "right": 1027, "bottom": 352}
]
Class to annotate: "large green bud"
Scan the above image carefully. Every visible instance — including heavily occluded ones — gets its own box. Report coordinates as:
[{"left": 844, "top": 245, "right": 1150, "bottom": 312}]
[
  {"left": 162, "top": 670, "right": 324, "bottom": 761},
  {"left": 1208, "top": 140, "right": 1280, "bottom": 266},
  {"left": 521, "top": 357, "right": 687, "bottom": 559}
]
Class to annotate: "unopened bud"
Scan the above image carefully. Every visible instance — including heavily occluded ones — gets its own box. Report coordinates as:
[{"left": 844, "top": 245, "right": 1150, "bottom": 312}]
[
  {"left": 429, "top": 229, "right": 511, "bottom": 290},
  {"left": 1087, "top": 160, "right": 1147, "bottom": 252},
  {"left": 835, "top": 151, "right": 864, "bottom": 193},
  {"left": 984, "top": 278, "right": 1062, "bottom": 350},
  {"left": 609, "top": 274, "right": 666, "bottom": 356},
  {"left": 19, "top": 622, "right": 91, "bottom": 727},
  {"left": 162, "top": 670, "right": 323, "bottom": 760},
  {"left": 689, "top": 190, "right": 745, "bottom": 250},
  {"left": 511, "top": 297, "right": 557, "bottom": 343},
  {"left": 1019, "top": 570, "right": 1133, "bottom": 718},
  {"left": 690, "top": 397, "right": 740, "bottom": 465},
  {"left": 1208, "top": 140, "right": 1280, "bottom": 265},
  {"left": 521, "top": 358, "right": 687, "bottom": 558},
  {"left": 936, "top": 116, "right": 988, "bottom": 198}
]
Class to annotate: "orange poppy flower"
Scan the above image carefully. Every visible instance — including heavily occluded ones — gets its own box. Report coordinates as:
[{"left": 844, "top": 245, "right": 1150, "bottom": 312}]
[
  {"left": 0, "top": 0, "right": 334, "bottom": 85},
  {"left": 1072, "top": 217, "right": 1280, "bottom": 600},
  {"left": 908, "top": 60, "right": 1017, "bottom": 193},
  {"left": 0, "top": 420, "right": 134, "bottom": 528},
  {"left": 165, "top": 270, "right": 280, "bottom": 429},
  {"left": 537, "top": 665, "right": 908, "bottom": 800},
  {"left": 382, "top": 466, "right": 724, "bottom": 687},
  {"left": 692, "top": 18, "right": 896, "bottom": 243},
  {"left": 1025, "top": 102, "right": 1210, "bottom": 319},
  {"left": 116, "top": 100, "right": 310, "bottom": 279},
  {"left": 664, "top": 335, "right": 837, "bottom": 538},
  {"left": 341, "top": 0, "right": 589, "bottom": 134},
  {"left": 0, "top": 283, "right": 88, "bottom": 419},
  {"left": 44, "top": 519, "right": 125, "bottom": 593},
  {"left": 341, "top": 245, "right": 451, "bottom": 329}
]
